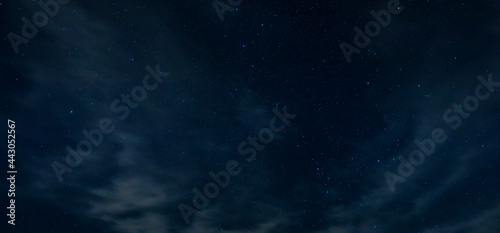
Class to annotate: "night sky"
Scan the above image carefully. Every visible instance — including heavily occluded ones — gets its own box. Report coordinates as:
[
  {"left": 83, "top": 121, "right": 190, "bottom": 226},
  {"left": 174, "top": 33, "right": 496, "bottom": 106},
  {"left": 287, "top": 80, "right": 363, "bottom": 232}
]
[{"left": 1, "top": 0, "right": 500, "bottom": 233}]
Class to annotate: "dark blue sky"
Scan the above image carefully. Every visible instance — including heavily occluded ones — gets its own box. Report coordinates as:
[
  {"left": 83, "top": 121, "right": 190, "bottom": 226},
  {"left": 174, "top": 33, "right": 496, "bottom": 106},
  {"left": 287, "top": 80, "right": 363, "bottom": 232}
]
[{"left": 1, "top": 0, "right": 500, "bottom": 233}]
